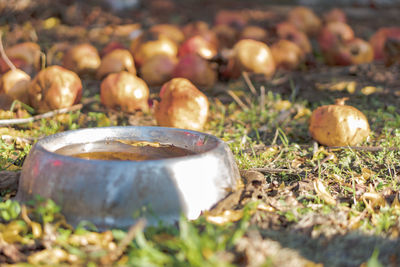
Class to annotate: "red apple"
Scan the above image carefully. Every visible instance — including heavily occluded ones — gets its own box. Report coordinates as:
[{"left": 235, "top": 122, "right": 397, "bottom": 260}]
[
  {"left": 0, "top": 42, "right": 41, "bottom": 75},
  {"left": 323, "top": 8, "right": 347, "bottom": 24},
  {"left": 369, "top": 27, "right": 400, "bottom": 60},
  {"left": 318, "top": 21, "right": 354, "bottom": 52},
  {"left": 288, "top": 6, "right": 322, "bottom": 36},
  {"left": 100, "top": 41, "right": 125, "bottom": 57},
  {"left": 178, "top": 35, "right": 218, "bottom": 60},
  {"left": 214, "top": 10, "right": 247, "bottom": 28},
  {"left": 173, "top": 53, "right": 217, "bottom": 88},
  {"left": 181, "top": 21, "right": 219, "bottom": 47},
  {"left": 324, "top": 38, "right": 374, "bottom": 66},
  {"left": 276, "top": 22, "right": 312, "bottom": 54},
  {"left": 140, "top": 54, "right": 178, "bottom": 86},
  {"left": 0, "top": 57, "right": 26, "bottom": 74}
]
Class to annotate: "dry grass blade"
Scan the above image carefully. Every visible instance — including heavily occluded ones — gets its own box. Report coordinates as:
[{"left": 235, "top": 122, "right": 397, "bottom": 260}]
[
  {"left": 242, "top": 72, "right": 258, "bottom": 96},
  {"left": 101, "top": 218, "right": 146, "bottom": 264},
  {"left": 0, "top": 104, "right": 83, "bottom": 126},
  {"left": 226, "top": 90, "right": 249, "bottom": 111},
  {"left": 0, "top": 32, "right": 16, "bottom": 71},
  {"left": 259, "top": 85, "right": 265, "bottom": 113}
]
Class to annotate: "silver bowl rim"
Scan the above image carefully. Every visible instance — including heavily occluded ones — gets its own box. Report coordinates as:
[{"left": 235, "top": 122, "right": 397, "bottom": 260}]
[{"left": 32, "top": 126, "right": 228, "bottom": 164}]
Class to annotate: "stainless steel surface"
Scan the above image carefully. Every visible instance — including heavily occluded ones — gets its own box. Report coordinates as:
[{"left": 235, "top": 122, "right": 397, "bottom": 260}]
[{"left": 16, "top": 126, "right": 240, "bottom": 230}]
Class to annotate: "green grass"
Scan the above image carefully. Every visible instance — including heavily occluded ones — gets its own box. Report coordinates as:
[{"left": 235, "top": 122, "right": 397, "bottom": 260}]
[{"left": 0, "top": 83, "right": 399, "bottom": 266}]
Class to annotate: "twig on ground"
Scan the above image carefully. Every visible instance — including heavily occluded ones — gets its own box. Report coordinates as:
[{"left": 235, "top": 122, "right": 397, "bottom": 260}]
[
  {"left": 249, "top": 167, "right": 302, "bottom": 174},
  {"left": 242, "top": 72, "right": 258, "bottom": 96},
  {"left": 0, "top": 171, "right": 20, "bottom": 191},
  {"left": 269, "top": 74, "right": 289, "bottom": 86},
  {"left": 0, "top": 32, "right": 16, "bottom": 71},
  {"left": 0, "top": 104, "right": 83, "bottom": 126},
  {"left": 226, "top": 90, "right": 249, "bottom": 111},
  {"left": 328, "top": 146, "right": 399, "bottom": 152}
]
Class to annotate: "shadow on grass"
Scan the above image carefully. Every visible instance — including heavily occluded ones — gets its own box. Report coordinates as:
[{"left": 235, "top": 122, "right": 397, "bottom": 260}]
[{"left": 261, "top": 228, "right": 400, "bottom": 266}]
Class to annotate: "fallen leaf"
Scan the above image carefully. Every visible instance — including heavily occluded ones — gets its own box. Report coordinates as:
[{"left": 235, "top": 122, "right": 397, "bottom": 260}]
[
  {"left": 361, "top": 86, "right": 382, "bottom": 95},
  {"left": 205, "top": 210, "right": 243, "bottom": 225},
  {"left": 274, "top": 100, "right": 292, "bottom": 111},
  {"left": 313, "top": 179, "right": 336, "bottom": 205},
  {"left": 294, "top": 107, "right": 311, "bottom": 119},
  {"left": 362, "top": 185, "right": 387, "bottom": 210},
  {"left": 257, "top": 202, "right": 275, "bottom": 212}
]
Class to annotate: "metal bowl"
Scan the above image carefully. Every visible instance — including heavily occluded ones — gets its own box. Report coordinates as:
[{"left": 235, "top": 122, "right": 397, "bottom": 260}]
[{"left": 16, "top": 126, "right": 240, "bottom": 230}]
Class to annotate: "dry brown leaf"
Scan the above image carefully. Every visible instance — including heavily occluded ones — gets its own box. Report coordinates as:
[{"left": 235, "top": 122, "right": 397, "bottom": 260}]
[
  {"left": 205, "top": 210, "right": 243, "bottom": 225},
  {"left": 361, "top": 86, "right": 382, "bottom": 95},
  {"left": 362, "top": 185, "right": 387, "bottom": 210},
  {"left": 257, "top": 202, "right": 275, "bottom": 212},
  {"left": 313, "top": 179, "right": 336, "bottom": 205}
]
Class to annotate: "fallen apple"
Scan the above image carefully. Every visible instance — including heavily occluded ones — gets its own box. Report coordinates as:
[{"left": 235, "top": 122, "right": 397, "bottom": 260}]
[
  {"left": 62, "top": 43, "right": 101, "bottom": 75},
  {"left": 149, "top": 24, "right": 185, "bottom": 44},
  {"left": 214, "top": 10, "right": 247, "bottom": 28},
  {"left": 29, "top": 66, "right": 82, "bottom": 113},
  {"left": 140, "top": 54, "right": 178, "bottom": 86},
  {"left": 271, "top": 39, "right": 304, "bottom": 70},
  {"left": 369, "top": 27, "right": 400, "bottom": 60},
  {"left": 181, "top": 21, "right": 219, "bottom": 47},
  {"left": 276, "top": 22, "right": 312, "bottom": 54},
  {"left": 323, "top": 37, "right": 373, "bottom": 66},
  {"left": 288, "top": 6, "right": 322, "bottom": 36},
  {"left": 224, "top": 39, "right": 275, "bottom": 79},
  {"left": 239, "top": 25, "right": 268, "bottom": 43},
  {"left": 130, "top": 31, "right": 178, "bottom": 66},
  {"left": 0, "top": 68, "right": 30, "bottom": 104},
  {"left": 173, "top": 53, "right": 217, "bottom": 87},
  {"left": 323, "top": 8, "right": 347, "bottom": 24},
  {"left": 0, "top": 42, "right": 41, "bottom": 75},
  {"left": 344, "top": 38, "right": 374, "bottom": 65},
  {"left": 178, "top": 35, "right": 218, "bottom": 60},
  {"left": 97, "top": 49, "right": 136, "bottom": 79},
  {"left": 212, "top": 24, "right": 238, "bottom": 49},
  {"left": 318, "top": 21, "right": 354, "bottom": 53},
  {"left": 154, "top": 78, "right": 209, "bottom": 131},
  {"left": 383, "top": 36, "right": 400, "bottom": 66},
  {"left": 100, "top": 71, "right": 149, "bottom": 112},
  {"left": 100, "top": 41, "right": 125, "bottom": 57},
  {"left": 309, "top": 98, "right": 370, "bottom": 146}
]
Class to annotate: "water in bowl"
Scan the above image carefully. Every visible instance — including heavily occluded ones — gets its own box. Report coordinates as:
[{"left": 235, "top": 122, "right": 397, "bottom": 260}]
[{"left": 54, "top": 140, "right": 195, "bottom": 161}]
